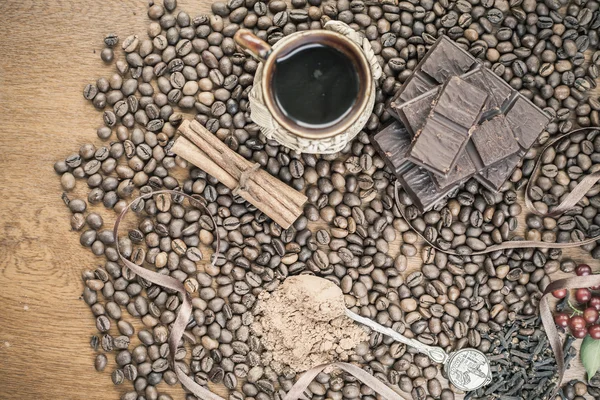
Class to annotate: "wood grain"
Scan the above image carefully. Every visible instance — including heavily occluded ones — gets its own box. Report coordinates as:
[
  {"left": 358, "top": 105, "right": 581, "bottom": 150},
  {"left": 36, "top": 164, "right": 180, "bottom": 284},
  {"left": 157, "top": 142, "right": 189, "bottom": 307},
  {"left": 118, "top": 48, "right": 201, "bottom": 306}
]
[{"left": 0, "top": 0, "right": 593, "bottom": 399}]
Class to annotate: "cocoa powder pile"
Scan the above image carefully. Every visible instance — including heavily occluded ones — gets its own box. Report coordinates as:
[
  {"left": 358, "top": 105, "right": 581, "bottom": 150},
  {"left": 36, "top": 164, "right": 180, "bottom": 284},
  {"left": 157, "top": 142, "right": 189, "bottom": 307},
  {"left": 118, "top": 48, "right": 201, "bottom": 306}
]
[{"left": 255, "top": 275, "right": 368, "bottom": 373}]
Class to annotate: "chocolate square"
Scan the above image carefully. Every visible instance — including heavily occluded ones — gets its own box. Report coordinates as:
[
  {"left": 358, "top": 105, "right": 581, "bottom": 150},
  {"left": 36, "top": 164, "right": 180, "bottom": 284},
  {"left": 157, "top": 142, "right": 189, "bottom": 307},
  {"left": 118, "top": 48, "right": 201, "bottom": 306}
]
[
  {"left": 462, "top": 67, "right": 513, "bottom": 112},
  {"left": 390, "top": 35, "right": 476, "bottom": 108},
  {"left": 431, "top": 151, "right": 477, "bottom": 190},
  {"left": 371, "top": 121, "right": 460, "bottom": 211},
  {"left": 470, "top": 116, "right": 520, "bottom": 167},
  {"left": 420, "top": 36, "right": 477, "bottom": 84},
  {"left": 408, "top": 118, "right": 470, "bottom": 176},
  {"left": 396, "top": 73, "right": 438, "bottom": 105},
  {"left": 504, "top": 95, "right": 552, "bottom": 149},
  {"left": 407, "top": 77, "right": 487, "bottom": 176},
  {"left": 394, "top": 90, "right": 438, "bottom": 137},
  {"left": 433, "top": 76, "right": 488, "bottom": 128}
]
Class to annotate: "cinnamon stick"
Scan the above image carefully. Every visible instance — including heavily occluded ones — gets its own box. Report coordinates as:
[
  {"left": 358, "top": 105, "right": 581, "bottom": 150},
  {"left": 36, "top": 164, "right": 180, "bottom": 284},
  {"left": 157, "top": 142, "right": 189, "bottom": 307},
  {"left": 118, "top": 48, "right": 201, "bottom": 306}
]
[
  {"left": 171, "top": 138, "right": 238, "bottom": 188},
  {"left": 172, "top": 120, "right": 307, "bottom": 228},
  {"left": 194, "top": 123, "right": 307, "bottom": 210},
  {"left": 174, "top": 135, "right": 298, "bottom": 227},
  {"left": 177, "top": 134, "right": 298, "bottom": 225},
  {"left": 180, "top": 120, "right": 307, "bottom": 210}
]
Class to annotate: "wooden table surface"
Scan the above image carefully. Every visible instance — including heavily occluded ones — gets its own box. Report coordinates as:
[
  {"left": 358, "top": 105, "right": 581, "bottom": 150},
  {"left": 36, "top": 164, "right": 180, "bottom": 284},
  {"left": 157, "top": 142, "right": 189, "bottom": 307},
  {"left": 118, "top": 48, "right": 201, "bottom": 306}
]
[{"left": 0, "top": 1, "right": 594, "bottom": 399}]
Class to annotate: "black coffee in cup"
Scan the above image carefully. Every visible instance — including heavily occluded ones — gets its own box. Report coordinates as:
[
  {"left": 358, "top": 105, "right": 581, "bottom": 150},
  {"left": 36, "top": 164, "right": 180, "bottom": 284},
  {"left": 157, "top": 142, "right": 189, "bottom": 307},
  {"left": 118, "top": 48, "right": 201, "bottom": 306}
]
[{"left": 271, "top": 44, "right": 360, "bottom": 129}]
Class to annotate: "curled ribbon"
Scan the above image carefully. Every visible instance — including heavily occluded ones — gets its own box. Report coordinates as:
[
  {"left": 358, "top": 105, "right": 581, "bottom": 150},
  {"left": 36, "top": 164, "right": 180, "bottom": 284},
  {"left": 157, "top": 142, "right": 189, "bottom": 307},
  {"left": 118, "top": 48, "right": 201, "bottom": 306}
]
[
  {"left": 283, "top": 362, "right": 409, "bottom": 400},
  {"left": 113, "top": 190, "right": 408, "bottom": 400},
  {"left": 394, "top": 127, "right": 600, "bottom": 392},
  {"left": 114, "top": 190, "right": 225, "bottom": 400}
]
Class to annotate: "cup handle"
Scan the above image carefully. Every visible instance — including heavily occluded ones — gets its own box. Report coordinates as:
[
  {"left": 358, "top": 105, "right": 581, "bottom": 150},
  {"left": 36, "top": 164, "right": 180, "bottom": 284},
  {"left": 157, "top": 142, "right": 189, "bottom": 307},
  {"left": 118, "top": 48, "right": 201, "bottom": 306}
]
[{"left": 234, "top": 29, "right": 272, "bottom": 63}]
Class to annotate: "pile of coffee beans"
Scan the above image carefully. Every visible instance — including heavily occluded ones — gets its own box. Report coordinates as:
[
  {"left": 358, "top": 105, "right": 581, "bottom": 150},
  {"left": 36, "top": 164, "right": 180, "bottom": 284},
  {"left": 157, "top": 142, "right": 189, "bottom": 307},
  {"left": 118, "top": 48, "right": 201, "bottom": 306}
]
[
  {"left": 396, "top": 184, "right": 522, "bottom": 255},
  {"left": 53, "top": 0, "right": 600, "bottom": 398}
]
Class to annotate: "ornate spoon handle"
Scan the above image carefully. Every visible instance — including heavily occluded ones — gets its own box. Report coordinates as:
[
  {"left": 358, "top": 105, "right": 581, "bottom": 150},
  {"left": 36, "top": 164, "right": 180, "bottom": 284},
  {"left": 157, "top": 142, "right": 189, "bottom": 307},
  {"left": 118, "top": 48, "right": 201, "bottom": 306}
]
[{"left": 345, "top": 309, "right": 449, "bottom": 364}]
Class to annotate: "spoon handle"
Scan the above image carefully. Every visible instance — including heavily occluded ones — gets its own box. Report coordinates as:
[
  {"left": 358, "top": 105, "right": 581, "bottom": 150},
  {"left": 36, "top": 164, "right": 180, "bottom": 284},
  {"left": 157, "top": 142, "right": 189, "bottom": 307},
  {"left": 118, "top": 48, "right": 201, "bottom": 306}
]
[{"left": 345, "top": 308, "right": 449, "bottom": 364}]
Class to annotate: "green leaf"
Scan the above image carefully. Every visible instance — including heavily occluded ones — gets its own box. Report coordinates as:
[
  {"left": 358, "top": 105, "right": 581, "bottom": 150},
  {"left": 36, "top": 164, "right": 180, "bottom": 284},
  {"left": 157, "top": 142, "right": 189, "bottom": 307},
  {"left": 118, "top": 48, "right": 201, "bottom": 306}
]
[{"left": 581, "top": 335, "right": 600, "bottom": 381}]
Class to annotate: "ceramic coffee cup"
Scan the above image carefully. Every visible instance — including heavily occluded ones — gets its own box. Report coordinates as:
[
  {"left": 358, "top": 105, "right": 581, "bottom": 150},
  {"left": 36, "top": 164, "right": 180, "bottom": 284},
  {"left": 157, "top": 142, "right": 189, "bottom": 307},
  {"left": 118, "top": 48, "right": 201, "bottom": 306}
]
[{"left": 234, "top": 24, "right": 378, "bottom": 153}]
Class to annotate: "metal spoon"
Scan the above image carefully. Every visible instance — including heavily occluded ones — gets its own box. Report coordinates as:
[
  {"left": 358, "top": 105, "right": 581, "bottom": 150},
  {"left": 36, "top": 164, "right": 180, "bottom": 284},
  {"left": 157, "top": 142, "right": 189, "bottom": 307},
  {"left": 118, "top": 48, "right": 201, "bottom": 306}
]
[{"left": 345, "top": 308, "right": 492, "bottom": 392}]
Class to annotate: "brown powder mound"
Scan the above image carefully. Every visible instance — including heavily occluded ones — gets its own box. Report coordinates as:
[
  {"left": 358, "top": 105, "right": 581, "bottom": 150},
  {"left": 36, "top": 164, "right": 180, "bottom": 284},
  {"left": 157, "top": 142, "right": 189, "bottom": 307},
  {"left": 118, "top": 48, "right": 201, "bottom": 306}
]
[{"left": 255, "top": 275, "right": 368, "bottom": 373}]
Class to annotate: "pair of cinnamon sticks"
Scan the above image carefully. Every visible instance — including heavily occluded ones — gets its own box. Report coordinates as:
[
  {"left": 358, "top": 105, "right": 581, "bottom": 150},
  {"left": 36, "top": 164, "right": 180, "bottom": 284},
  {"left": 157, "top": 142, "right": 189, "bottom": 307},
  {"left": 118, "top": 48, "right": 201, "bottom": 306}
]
[{"left": 171, "top": 120, "right": 307, "bottom": 229}]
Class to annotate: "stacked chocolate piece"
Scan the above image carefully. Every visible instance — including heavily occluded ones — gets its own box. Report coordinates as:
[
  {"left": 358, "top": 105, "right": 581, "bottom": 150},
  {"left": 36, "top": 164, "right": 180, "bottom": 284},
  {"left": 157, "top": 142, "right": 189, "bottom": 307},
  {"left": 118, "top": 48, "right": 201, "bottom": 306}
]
[{"left": 372, "top": 36, "right": 551, "bottom": 211}]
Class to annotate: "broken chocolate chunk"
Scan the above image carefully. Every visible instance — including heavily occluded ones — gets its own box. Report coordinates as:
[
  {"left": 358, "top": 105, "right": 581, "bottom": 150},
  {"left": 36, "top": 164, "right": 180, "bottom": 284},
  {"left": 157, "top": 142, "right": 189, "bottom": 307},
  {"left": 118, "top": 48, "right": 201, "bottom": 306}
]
[{"left": 370, "top": 121, "right": 412, "bottom": 176}]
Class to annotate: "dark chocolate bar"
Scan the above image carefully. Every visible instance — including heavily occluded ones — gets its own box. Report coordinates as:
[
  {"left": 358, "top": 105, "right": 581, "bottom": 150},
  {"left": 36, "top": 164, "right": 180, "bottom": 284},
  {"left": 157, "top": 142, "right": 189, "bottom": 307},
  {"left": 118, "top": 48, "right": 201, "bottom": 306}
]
[
  {"left": 407, "top": 77, "right": 487, "bottom": 176},
  {"left": 394, "top": 65, "right": 543, "bottom": 191},
  {"left": 379, "top": 34, "right": 552, "bottom": 207},
  {"left": 389, "top": 46, "right": 550, "bottom": 192}
]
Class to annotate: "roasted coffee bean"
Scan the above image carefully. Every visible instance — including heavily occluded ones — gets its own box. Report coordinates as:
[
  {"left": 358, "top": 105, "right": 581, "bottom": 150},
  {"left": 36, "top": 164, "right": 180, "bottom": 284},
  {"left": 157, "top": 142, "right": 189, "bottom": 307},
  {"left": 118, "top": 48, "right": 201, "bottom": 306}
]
[
  {"left": 95, "top": 354, "right": 108, "bottom": 371},
  {"left": 112, "top": 369, "right": 125, "bottom": 385}
]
